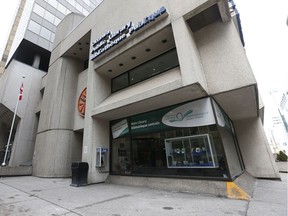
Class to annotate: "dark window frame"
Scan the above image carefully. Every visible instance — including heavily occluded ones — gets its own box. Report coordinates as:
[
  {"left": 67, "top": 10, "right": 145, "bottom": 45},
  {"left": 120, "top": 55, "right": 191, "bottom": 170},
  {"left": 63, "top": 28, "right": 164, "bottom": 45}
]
[{"left": 111, "top": 48, "right": 179, "bottom": 93}]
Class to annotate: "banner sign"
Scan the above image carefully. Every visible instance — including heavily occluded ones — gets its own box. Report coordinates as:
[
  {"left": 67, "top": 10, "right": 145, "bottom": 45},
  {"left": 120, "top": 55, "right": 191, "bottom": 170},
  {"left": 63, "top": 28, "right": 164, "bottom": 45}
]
[
  {"left": 111, "top": 98, "right": 218, "bottom": 138},
  {"left": 130, "top": 108, "right": 170, "bottom": 135},
  {"left": 111, "top": 119, "right": 129, "bottom": 139},
  {"left": 162, "top": 98, "right": 215, "bottom": 128},
  {"left": 130, "top": 98, "right": 215, "bottom": 135}
]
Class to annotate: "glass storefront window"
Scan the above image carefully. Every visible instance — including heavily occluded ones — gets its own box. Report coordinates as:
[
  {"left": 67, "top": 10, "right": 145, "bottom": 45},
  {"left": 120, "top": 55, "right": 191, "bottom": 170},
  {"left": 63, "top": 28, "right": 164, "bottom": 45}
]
[
  {"left": 165, "top": 134, "right": 218, "bottom": 168},
  {"left": 111, "top": 137, "right": 131, "bottom": 175},
  {"left": 110, "top": 98, "right": 243, "bottom": 179},
  {"left": 112, "top": 125, "right": 229, "bottom": 178}
]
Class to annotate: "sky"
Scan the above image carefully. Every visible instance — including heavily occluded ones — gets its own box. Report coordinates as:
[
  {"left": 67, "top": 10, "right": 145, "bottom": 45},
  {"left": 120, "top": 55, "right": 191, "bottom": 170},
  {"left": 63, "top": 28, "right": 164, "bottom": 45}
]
[
  {"left": 0, "top": 0, "right": 287, "bottom": 124},
  {"left": 235, "top": 0, "right": 288, "bottom": 129},
  {"left": 0, "top": 0, "right": 19, "bottom": 58}
]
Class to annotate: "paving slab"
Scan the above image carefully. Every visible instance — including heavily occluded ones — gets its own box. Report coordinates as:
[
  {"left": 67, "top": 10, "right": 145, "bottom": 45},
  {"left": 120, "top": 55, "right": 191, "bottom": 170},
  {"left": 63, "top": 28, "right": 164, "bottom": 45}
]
[
  {"left": 73, "top": 190, "right": 247, "bottom": 216},
  {"left": 246, "top": 201, "right": 287, "bottom": 216},
  {"left": 0, "top": 173, "right": 287, "bottom": 216}
]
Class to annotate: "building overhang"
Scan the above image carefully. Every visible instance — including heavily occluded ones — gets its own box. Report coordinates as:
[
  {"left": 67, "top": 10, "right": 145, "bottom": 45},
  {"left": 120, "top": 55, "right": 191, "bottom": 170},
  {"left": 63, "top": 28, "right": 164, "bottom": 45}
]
[
  {"left": 91, "top": 82, "right": 208, "bottom": 120},
  {"left": 213, "top": 85, "right": 259, "bottom": 121}
]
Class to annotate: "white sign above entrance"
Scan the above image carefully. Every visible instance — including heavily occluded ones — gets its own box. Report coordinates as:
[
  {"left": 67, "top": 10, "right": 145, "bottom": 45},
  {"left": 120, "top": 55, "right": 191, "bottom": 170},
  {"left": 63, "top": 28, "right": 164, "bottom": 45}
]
[{"left": 162, "top": 98, "right": 216, "bottom": 127}]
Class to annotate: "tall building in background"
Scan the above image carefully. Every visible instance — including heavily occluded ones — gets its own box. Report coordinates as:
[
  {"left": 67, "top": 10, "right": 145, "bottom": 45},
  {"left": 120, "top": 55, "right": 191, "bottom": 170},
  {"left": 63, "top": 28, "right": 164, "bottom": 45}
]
[
  {"left": 0, "top": 0, "right": 102, "bottom": 167},
  {"left": 0, "top": 0, "right": 102, "bottom": 76},
  {"left": 266, "top": 89, "right": 288, "bottom": 154},
  {"left": 0, "top": 0, "right": 26, "bottom": 76}
]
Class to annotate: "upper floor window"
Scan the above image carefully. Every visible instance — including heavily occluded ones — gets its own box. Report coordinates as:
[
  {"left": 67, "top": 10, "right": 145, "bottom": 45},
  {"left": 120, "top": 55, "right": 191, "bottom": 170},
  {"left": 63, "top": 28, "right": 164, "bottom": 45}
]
[{"left": 112, "top": 48, "right": 179, "bottom": 93}]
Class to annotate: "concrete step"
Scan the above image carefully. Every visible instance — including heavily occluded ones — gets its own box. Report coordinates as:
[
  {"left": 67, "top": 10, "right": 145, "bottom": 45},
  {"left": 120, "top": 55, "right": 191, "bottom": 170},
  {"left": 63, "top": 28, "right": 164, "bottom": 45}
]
[{"left": 0, "top": 165, "right": 32, "bottom": 176}]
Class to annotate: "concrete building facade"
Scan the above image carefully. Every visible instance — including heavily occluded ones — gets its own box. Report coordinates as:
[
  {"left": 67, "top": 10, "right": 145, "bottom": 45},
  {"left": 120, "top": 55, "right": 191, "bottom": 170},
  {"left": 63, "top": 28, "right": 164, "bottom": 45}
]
[
  {"left": 31, "top": 0, "right": 279, "bottom": 188},
  {"left": 1, "top": 0, "right": 280, "bottom": 196}
]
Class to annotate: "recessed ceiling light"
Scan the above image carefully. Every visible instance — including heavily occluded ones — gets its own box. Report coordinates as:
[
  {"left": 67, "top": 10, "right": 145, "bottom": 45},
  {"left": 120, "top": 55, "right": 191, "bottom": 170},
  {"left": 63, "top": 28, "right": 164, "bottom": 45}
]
[
  {"left": 145, "top": 48, "right": 151, "bottom": 52},
  {"left": 78, "top": 42, "right": 82, "bottom": 45},
  {"left": 162, "top": 39, "right": 167, "bottom": 43},
  {"left": 86, "top": 42, "right": 89, "bottom": 45},
  {"left": 119, "top": 63, "right": 123, "bottom": 66},
  {"left": 73, "top": 53, "right": 77, "bottom": 55},
  {"left": 108, "top": 69, "right": 112, "bottom": 72},
  {"left": 131, "top": 56, "right": 136, "bottom": 60}
]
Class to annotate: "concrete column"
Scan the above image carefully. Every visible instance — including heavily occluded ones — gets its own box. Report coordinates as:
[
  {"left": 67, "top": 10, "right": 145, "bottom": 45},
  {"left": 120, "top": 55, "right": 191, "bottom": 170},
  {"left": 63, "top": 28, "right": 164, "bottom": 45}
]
[
  {"left": 82, "top": 61, "right": 111, "bottom": 183},
  {"left": 171, "top": 17, "right": 208, "bottom": 91},
  {"left": 32, "top": 54, "right": 41, "bottom": 69},
  {"left": 33, "top": 57, "right": 83, "bottom": 177},
  {"left": 234, "top": 117, "right": 280, "bottom": 179}
]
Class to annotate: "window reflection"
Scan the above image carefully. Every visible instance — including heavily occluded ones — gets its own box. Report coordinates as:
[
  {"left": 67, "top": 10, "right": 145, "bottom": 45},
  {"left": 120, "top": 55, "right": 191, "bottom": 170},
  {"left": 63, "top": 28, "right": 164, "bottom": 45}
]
[
  {"left": 111, "top": 49, "right": 179, "bottom": 93},
  {"left": 44, "top": 10, "right": 55, "bottom": 24},
  {"left": 40, "top": 27, "right": 52, "bottom": 40},
  {"left": 33, "top": 4, "right": 45, "bottom": 17},
  {"left": 28, "top": 20, "right": 41, "bottom": 34},
  {"left": 111, "top": 125, "right": 229, "bottom": 178}
]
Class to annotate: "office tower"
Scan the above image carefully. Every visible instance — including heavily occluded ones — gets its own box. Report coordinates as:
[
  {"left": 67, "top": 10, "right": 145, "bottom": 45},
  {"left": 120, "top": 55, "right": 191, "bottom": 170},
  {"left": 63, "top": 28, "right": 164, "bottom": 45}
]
[
  {"left": 0, "top": 0, "right": 102, "bottom": 76},
  {"left": 0, "top": 0, "right": 102, "bottom": 167},
  {"left": 267, "top": 89, "right": 288, "bottom": 154}
]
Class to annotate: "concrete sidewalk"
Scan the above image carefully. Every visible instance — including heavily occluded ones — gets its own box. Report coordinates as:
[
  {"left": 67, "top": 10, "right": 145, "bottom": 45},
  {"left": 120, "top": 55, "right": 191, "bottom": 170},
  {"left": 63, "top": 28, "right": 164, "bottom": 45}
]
[{"left": 0, "top": 173, "right": 287, "bottom": 216}]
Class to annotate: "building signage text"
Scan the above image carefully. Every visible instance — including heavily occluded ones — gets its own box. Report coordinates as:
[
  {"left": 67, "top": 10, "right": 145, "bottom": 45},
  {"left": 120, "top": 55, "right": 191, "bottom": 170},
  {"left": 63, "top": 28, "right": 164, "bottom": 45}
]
[{"left": 90, "top": 6, "right": 167, "bottom": 61}]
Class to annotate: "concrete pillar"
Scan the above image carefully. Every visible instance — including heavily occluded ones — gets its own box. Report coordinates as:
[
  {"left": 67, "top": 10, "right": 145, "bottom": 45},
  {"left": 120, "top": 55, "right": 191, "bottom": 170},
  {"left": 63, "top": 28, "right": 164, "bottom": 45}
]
[
  {"left": 32, "top": 54, "right": 41, "bottom": 69},
  {"left": 171, "top": 17, "right": 208, "bottom": 91},
  {"left": 33, "top": 57, "right": 82, "bottom": 177},
  {"left": 83, "top": 62, "right": 111, "bottom": 183},
  {"left": 234, "top": 117, "right": 280, "bottom": 179}
]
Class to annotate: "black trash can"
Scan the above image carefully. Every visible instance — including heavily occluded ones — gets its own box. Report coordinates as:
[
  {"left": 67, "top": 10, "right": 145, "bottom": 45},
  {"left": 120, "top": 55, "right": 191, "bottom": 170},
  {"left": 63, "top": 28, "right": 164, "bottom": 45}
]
[{"left": 71, "top": 162, "right": 89, "bottom": 187}]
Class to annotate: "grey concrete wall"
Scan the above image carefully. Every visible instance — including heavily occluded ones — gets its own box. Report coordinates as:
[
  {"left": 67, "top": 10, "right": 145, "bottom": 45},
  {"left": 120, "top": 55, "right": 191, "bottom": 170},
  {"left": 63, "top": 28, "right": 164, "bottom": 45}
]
[
  {"left": 33, "top": 130, "right": 81, "bottom": 177},
  {"left": 53, "top": 13, "right": 85, "bottom": 49},
  {"left": 49, "top": 0, "right": 229, "bottom": 68},
  {"left": 195, "top": 20, "right": 257, "bottom": 94},
  {"left": 234, "top": 117, "right": 280, "bottom": 178},
  {"left": 82, "top": 67, "right": 111, "bottom": 183},
  {"left": 0, "top": 60, "right": 45, "bottom": 166},
  {"left": 107, "top": 175, "right": 227, "bottom": 197},
  {"left": 33, "top": 57, "right": 83, "bottom": 177},
  {"left": 172, "top": 17, "right": 208, "bottom": 91}
]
